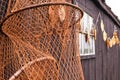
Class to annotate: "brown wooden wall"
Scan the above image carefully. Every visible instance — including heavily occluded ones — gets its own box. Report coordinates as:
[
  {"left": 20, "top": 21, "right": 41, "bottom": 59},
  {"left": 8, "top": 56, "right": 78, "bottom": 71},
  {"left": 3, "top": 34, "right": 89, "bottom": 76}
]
[
  {"left": 0, "top": 0, "right": 9, "bottom": 79},
  {"left": 74, "top": 0, "right": 120, "bottom": 80},
  {"left": 0, "top": 0, "right": 8, "bottom": 22}
]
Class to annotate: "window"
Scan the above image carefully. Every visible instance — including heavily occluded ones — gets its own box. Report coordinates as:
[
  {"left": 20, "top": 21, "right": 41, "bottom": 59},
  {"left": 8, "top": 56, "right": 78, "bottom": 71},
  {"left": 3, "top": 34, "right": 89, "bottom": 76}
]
[{"left": 79, "top": 12, "right": 95, "bottom": 56}]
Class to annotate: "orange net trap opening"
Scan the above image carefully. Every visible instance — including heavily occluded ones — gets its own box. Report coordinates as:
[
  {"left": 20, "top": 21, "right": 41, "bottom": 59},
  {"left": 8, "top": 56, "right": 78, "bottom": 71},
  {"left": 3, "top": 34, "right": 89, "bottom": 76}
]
[{"left": 0, "top": 0, "right": 84, "bottom": 80}]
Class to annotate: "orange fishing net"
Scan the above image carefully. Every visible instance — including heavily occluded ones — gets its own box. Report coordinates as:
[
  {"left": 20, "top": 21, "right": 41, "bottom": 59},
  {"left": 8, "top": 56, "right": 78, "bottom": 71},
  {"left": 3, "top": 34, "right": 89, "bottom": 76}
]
[{"left": 0, "top": 0, "right": 84, "bottom": 80}]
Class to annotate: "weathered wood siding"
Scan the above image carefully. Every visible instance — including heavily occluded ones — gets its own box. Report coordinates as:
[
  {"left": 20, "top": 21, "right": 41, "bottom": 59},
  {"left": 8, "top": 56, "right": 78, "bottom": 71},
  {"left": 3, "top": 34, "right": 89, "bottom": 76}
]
[
  {"left": 0, "top": 0, "right": 8, "bottom": 21},
  {"left": 74, "top": 0, "right": 120, "bottom": 80}
]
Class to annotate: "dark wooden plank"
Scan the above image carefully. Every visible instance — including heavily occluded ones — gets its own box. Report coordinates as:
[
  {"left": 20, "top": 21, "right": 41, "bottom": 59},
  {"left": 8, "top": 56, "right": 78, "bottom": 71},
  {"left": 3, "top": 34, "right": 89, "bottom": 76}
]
[
  {"left": 81, "top": 60, "right": 90, "bottom": 80},
  {"left": 85, "top": 0, "right": 98, "bottom": 15},
  {"left": 95, "top": 12, "right": 104, "bottom": 80},
  {"left": 118, "top": 46, "right": 120, "bottom": 80},
  {"left": 118, "top": 30, "right": 120, "bottom": 80},
  {"left": 89, "top": 59, "right": 96, "bottom": 80},
  {"left": 102, "top": 14, "right": 108, "bottom": 80},
  {"left": 75, "top": 0, "right": 85, "bottom": 6},
  {"left": 0, "top": 0, "right": 9, "bottom": 21}
]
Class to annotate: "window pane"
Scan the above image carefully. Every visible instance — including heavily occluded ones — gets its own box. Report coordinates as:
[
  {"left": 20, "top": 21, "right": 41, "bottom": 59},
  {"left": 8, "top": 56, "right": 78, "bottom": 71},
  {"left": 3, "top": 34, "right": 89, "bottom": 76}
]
[{"left": 79, "top": 12, "right": 95, "bottom": 56}]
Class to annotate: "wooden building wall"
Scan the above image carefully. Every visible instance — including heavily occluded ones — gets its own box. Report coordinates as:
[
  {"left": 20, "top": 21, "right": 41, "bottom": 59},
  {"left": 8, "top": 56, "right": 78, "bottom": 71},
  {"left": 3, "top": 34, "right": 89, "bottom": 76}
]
[
  {"left": 74, "top": 0, "right": 120, "bottom": 80},
  {"left": 0, "top": 0, "right": 8, "bottom": 21},
  {"left": 0, "top": 0, "right": 9, "bottom": 79}
]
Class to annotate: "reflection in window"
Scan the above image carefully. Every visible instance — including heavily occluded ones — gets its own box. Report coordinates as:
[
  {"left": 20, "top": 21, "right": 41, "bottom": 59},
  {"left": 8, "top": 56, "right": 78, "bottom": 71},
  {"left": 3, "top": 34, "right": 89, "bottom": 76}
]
[{"left": 79, "top": 12, "right": 95, "bottom": 56}]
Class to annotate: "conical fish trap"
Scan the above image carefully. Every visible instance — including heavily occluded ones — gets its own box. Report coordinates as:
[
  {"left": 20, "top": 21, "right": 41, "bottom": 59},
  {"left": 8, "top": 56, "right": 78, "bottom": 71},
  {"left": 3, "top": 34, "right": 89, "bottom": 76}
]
[{"left": 1, "top": 1, "right": 84, "bottom": 80}]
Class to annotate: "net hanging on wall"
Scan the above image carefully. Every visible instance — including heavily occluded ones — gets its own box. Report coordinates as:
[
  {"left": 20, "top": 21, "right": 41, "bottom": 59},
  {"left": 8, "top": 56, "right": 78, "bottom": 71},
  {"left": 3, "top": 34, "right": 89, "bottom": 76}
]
[{"left": 0, "top": 0, "right": 84, "bottom": 80}]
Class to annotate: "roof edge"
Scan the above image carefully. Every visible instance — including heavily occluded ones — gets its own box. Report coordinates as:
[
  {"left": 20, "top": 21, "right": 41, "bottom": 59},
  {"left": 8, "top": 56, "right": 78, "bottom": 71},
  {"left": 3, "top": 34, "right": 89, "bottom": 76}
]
[{"left": 93, "top": 0, "right": 120, "bottom": 27}]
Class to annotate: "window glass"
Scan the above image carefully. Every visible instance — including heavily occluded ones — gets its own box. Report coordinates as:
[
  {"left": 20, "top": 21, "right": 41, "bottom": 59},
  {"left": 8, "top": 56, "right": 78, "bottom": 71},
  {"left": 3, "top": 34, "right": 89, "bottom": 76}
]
[{"left": 79, "top": 12, "right": 95, "bottom": 56}]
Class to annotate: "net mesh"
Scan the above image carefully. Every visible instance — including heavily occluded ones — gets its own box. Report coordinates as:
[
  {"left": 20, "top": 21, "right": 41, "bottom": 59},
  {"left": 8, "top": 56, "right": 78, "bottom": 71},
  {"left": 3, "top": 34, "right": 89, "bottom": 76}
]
[{"left": 0, "top": 0, "right": 84, "bottom": 80}]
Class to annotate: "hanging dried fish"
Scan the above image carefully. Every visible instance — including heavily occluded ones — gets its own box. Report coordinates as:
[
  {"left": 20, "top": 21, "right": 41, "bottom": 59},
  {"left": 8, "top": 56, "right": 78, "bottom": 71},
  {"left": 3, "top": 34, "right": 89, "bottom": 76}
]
[
  {"left": 111, "top": 36, "right": 116, "bottom": 45},
  {"left": 110, "top": 39, "right": 113, "bottom": 48},
  {"left": 91, "top": 26, "right": 96, "bottom": 40},
  {"left": 101, "top": 20, "right": 104, "bottom": 32},
  {"left": 93, "top": 27, "right": 97, "bottom": 40},
  {"left": 115, "top": 37, "right": 120, "bottom": 44},
  {"left": 59, "top": 5, "right": 65, "bottom": 22},
  {"left": 113, "top": 31, "right": 120, "bottom": 44},
  {"left": 85, "top": 31, "right": 90, "bottom": 43},
  {"left": 49, "top": 6, "right": 56, "bottom": 26},
  {"left": 103, "top": 31, "right": 107, "bottom": 41},
  {"left": 106, "top": 38, "right": 111, "bottom": 48},
  {"left": 110, "top": 31, "right": 119, "bottom": 46}
]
